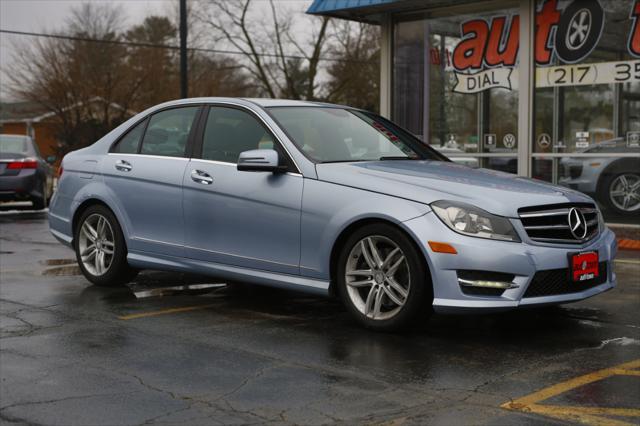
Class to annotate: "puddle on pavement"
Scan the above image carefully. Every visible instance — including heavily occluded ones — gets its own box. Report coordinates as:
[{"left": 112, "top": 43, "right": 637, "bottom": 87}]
[
  {"left": 132, "top": 283, "right": 227, "bottom": 299},
  {"left": 42, "top": 258, "right": 77, "bottom": 266},
  {"left": 42, "top": 265, "right": 82, "bottom": 276}
]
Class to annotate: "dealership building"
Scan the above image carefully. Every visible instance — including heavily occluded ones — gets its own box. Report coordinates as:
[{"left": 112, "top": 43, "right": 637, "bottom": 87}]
[{"left": 307, "top": 0, "right": 640, "bottom": 222}]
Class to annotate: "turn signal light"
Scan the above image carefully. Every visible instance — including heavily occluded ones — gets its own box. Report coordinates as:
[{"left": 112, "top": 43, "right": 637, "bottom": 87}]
[
  {"left": 428, "top": 241, "right": 457, "bottom": 254},
  {"left": 7, "top": 159, "right": 38, "bottom": 169}
]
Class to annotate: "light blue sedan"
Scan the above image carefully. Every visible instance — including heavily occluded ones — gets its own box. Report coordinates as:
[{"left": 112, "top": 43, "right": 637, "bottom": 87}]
[{"left": 49, "top": 98, "right": 617, "bottom": 330}]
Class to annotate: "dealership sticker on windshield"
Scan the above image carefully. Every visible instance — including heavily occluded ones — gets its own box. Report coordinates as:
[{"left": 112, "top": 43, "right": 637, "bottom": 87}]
[{"left": 570, "top": 252, "right": 599, "bottom": 282}]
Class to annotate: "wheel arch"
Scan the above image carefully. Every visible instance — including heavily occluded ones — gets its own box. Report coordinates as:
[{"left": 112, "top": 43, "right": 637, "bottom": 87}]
[
  {"left": 328, "top": 217, "right": 433, "bottom": 297},
  {"left": 71, "top": 198, "right": 126, "bottom": 246},
  {"left": 597, "top": 158, "right": 640, "bottom": 190}
]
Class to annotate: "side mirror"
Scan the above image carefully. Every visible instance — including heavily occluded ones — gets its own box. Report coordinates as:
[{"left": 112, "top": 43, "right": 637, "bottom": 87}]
[
  {"left": 46, "top": 155, "right": 56, "bottom": 164},
  {"left": 237, "top": 149, "right": 286, "bottom": 173}
]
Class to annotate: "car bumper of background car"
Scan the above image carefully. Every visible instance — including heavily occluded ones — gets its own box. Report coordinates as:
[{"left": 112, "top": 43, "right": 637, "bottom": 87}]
[
  {"left": 0, "top": 171, "right": 39, "bottom": 201},
  {"left": 403, "top": 212, "right": 617, "bottom": 314}
]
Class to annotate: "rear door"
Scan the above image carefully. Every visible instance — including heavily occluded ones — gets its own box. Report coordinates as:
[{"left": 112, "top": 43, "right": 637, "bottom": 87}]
[
  {"left": 103, "top": 106, "right": 201, "bottom": 257},
  {"left": 182, "top": 105, "right": 303, "bottom": 275}
]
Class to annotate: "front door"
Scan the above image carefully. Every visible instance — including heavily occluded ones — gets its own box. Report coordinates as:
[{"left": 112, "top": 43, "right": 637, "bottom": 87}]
[{"left": 183, "top": 106, "right": 302, "bottom": 275}]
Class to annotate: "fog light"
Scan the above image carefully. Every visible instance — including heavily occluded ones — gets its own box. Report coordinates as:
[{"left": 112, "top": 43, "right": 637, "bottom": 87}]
[{"left": 458, "top": 278, "right": 518, "bottom": 289}]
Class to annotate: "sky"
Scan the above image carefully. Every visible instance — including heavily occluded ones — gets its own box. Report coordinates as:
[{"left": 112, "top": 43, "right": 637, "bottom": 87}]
[{"left": 0, "top": 0, "right": 314, "bottom": 101}]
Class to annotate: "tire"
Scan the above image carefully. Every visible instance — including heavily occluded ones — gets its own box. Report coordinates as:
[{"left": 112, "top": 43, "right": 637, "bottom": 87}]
[
  {"left": 74, "top": 204, "right": 138, "bottom": 287},
  {"left": 554, "top": 0, "right": 604, "bottom": 64},
  {"left": 336, "top": 223, "right": 432, "bottom": 332},
  {"left": 32, "top": 182, "right": 47, "bottom": 210},
  {"left": 597, "top": 170, "right": 640, "bottom": 216}
]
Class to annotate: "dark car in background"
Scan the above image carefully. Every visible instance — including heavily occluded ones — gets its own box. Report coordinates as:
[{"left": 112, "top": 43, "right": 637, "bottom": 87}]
[
  {"left": 560, "top": 138, "right": 640, "bottom": 216},
  {"left": 0, "top": 134, "right": 55, "bottom": 209}
]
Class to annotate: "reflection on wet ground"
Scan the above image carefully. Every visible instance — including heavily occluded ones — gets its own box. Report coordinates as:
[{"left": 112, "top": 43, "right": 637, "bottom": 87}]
[{"left": 1, "top": 211, "right": 639, "bottom": 425}]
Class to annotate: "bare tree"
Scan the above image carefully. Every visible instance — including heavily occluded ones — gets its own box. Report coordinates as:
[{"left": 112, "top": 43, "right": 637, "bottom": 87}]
[
  {"left": 195, "top": 0, "right": 329, "bottom": 100},
  {"left": 325, "top": 21, "right": 380, "bottom": 111}
]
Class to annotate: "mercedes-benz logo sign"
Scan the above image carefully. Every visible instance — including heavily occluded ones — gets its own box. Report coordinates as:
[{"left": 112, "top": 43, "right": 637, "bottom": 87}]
[{"left": 568, "top": 207, "right": 588, "bottom": 240}]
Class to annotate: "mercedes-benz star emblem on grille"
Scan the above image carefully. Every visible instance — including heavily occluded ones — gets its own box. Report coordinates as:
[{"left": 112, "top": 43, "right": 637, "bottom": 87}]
[{"left": 568, "top": 207, "right": 588, "bottom": 240}]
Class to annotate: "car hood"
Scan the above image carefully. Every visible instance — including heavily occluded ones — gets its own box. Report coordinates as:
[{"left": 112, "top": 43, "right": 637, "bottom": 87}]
[{"left": 315, "top": 160, "right": 593, "bottom": 217}]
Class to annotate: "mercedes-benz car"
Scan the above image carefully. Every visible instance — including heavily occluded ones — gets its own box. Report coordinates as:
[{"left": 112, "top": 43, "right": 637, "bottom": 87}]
[
  {"left": 559, "top": 138, "right": 640, "bottom": 215},
  {"left": 49, "top": 98, "right": 617, "bottom": 331}
]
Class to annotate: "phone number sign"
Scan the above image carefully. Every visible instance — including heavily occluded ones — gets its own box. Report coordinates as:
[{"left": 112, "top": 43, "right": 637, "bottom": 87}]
[{"left": 537, "top": 60, "right": 640, "bottom": 88}]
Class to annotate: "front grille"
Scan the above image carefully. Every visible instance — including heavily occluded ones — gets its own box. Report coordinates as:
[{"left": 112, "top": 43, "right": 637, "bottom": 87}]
[
  {"left": 519, "top": 203, "right": 599, "bottom": 244},
  {"left": 523, "top": 262, "right": 607, "bottom": 298}
]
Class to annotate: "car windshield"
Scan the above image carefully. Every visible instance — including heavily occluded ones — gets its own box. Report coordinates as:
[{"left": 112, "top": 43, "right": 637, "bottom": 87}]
[
  {"left": 0, "top": 135, "right": 30, "bottom": 155},
  {"left": 268, "top": 107, "right": 447, "bottom": 163}
]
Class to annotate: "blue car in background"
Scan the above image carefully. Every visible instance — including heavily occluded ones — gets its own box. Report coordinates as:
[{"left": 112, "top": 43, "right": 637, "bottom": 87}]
[
  {"left": 49, "top": 98, "right": 617, "bottom": 331},
  {"left": 1, "top": 134, "right": 55, "bottom": 209}
]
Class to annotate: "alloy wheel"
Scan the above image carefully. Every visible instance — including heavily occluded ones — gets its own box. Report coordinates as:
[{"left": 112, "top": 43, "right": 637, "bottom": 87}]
[
  {"left": 78, "top": 213, "right": 115, "bottom": 276},
  {"left": 609, "top": 174, "right": 640, "bottom": 212},
  {"left": 345, "top": 235, "right": 410, "bottom": 321}
]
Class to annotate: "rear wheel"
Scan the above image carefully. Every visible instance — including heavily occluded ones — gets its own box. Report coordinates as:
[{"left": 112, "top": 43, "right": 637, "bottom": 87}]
[
  {"left": 32, "top": 182, "right": 47, "bottom": 210},
  {"left": 74, "top": 205, "right": 138, "bottom": 287},
  {"left": 337, "top": 223, "right": 431, "bottom": 331}
]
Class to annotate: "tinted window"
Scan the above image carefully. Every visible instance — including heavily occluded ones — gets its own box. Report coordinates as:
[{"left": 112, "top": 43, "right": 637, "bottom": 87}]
[
  {"left": 112, "top": 119, "right": 146, "bottom": 154},
  {"left": 140, "top": 107, "right": 198, "bottom": 157},
  {"left": 201, "top": 107, "right": 276, "bottom": 163}
]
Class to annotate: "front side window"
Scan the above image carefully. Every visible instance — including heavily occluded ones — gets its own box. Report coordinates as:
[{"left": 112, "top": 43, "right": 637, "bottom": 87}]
[
  {"left": 268, "top": 107, "right": 444, "bottom": 163},
  {"left": 201, "top": 107, "right": 276, "bottom": 163},
  {"left": 112, "top": 119, "right": 147, "bottom": 154},
  {"left": 139, "top": 107, "right": 199, "bottom": 157}
]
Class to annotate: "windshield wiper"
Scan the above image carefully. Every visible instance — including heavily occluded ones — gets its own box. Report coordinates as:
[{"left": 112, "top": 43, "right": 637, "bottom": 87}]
[{"left": 378, "top": 156, "right": 419, "bottom": 161}]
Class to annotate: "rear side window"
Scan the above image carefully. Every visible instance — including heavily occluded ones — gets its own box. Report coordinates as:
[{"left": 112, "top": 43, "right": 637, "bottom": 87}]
[
  {"left": 112, "top": 119, "right": 146, "bottom": 154},
  {"left": 201, "top": 107, "right": 276, "bottom": 163},
  {"left": 140, "top": 107, "right": 199, "bottom": 157}
]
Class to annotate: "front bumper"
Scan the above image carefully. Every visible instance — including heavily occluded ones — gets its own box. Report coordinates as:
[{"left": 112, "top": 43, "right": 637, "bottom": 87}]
[{"left": 403, "top": 212, "right": 617, "bottom": 313}]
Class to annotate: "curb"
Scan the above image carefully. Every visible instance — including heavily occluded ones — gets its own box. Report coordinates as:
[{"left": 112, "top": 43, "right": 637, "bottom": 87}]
[{"left": 618, "top": 238, "right": 640, "bottom": 251}]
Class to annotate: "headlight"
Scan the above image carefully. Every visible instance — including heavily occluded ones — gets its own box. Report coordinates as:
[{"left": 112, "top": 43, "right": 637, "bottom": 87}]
[{"left": 431, "top": 200, "right": 521, "bottom": 242}]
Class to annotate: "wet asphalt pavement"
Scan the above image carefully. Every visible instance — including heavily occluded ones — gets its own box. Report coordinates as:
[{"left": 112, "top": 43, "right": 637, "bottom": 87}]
[{"left": 1, "top": 210, "right": 639, "bottom": 426}]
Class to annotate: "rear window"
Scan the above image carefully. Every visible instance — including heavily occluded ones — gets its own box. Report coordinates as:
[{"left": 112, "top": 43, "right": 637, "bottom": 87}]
[{"left": 0, "top": 135, "right": 30, "bottom": 155}]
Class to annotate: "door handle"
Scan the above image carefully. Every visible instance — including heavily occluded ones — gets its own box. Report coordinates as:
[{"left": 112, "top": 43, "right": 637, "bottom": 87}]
[
  {"left": 115, "top": 160, "right": 132, "bottom": 172},
  {"left": 191, "top": 169, "right": 213, "bottom": 185}
]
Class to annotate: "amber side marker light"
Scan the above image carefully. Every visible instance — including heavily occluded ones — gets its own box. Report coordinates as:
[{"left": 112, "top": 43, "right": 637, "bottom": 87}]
[{"left": 428, "top": 241, "right": 457, "bottom": 254}]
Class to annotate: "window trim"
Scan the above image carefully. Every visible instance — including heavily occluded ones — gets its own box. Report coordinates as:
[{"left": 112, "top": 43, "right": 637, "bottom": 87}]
[
  {"left": 194, "top": 103, "right": 300, "bottom": 174},
  {"left": 109, "top": 116, "right": 149, "bottom": 154},
  {"left": 109, "top": 105, "right": 203, "bottom": 158}
]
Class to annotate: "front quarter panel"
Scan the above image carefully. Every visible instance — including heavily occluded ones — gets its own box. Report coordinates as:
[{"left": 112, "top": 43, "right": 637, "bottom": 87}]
[{"left": 300, "top": 179, "right": 431, "bottom": 279}]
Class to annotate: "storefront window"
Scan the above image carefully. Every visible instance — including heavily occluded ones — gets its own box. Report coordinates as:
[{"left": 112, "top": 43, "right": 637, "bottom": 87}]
[
  {"left": 393, "top": 6, "right": 520, "bottom": 173},
  {"left": 532, "top": 0, "right": 640, "bottom": 221},
  {"left": 392, "top": 0, "right": 639, "bottom": 222}
]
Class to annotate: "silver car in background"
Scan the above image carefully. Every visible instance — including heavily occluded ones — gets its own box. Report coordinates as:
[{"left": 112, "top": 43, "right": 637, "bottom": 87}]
[
  {"left": 49, "top": 98, "right": 617, "bottom": 331},
  {"left": 560, "top": 138, "right": 640, "bottom": 216}
]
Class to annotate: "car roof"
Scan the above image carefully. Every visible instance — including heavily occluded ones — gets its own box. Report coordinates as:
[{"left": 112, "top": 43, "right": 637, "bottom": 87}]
[
  {"left": 242, "top": 98, "right": 323, "bottom": 107},
  {"left": 147, "top": 97, "right": 350, "bottom": 111}
]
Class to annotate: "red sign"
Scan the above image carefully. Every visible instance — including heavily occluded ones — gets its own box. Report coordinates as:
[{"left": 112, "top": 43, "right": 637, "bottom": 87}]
[
  {"left": 450, "top": 0, "right": 640, "bottom": 71},
  {"left": 571, "top": 252, "right": 599, "bottom": 282}
]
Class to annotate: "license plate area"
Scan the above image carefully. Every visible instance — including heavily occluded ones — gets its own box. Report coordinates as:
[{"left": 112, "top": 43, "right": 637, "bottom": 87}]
[{"left": 569, "top": 251, "right": 599, "bottom": 282}]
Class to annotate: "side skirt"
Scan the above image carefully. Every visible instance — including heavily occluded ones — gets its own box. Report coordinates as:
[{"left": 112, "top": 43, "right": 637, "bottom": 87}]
[{"left": 127, "top": 250, "right": 330, "bottom": 296}]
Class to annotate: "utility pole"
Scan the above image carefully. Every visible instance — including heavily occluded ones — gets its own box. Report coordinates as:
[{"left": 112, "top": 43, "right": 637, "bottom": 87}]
[{"left": 179, "top": 0, "right": 188, "bottom": 98}]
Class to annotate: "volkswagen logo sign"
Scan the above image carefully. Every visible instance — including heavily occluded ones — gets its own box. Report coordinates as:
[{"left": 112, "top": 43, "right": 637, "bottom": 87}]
[{"left": 568, "top": 207, "right": 588, "bottom": 240}]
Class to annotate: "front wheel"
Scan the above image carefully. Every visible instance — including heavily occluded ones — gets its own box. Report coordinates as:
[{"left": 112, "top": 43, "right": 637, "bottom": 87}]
[
  {"left": 336, "top": 223, "right": 432, "bottom": 331},
  {"left": 74, "top": 205, "right": 138, "bottom": 287}
]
